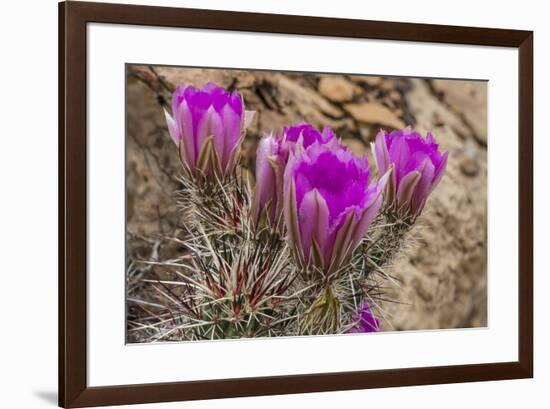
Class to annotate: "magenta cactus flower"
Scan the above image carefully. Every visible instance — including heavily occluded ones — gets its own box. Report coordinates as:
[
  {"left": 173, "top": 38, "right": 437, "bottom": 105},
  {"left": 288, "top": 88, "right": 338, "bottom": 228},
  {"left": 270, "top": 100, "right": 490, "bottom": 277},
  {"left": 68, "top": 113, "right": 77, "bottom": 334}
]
[
  {"left": 283, "top": 139, "right": 389, "bottom": 271},
  {"left": 283, "top": 122, "right": 335, "bottom": 147},
  {"left": 372, "top": 128, "right": 448, "bottom": 217},
  {"left": 347, "top": 302, "right": 380, "bottom": 333},
  {"left": 253, "top": 123, "right": 335, "bottom": 226},
  {"left": 164, "top": 82, "right": 254, "bottom": 178}
]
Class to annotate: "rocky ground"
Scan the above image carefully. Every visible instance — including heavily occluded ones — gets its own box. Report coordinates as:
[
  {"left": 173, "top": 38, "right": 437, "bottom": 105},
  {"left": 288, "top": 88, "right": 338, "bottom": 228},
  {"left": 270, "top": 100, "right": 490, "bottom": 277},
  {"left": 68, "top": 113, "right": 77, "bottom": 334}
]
[{"left": 126, "top": 64, "right": 487, "bottom": 336}]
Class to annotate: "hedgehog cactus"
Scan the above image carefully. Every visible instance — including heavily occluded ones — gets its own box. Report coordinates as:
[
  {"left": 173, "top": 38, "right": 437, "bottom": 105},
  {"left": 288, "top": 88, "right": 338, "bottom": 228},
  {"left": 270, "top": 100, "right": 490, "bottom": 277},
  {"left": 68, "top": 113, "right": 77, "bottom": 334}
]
[{"left": 149, "top": 82, "right": 449, "bottom": 341}]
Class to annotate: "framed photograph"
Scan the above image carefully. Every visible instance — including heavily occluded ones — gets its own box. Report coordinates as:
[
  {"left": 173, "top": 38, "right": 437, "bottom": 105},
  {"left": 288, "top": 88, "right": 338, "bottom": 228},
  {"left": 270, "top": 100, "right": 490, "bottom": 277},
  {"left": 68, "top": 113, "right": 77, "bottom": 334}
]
[{"left": 59, "top": 1, "right": 533, "bottom": 407}]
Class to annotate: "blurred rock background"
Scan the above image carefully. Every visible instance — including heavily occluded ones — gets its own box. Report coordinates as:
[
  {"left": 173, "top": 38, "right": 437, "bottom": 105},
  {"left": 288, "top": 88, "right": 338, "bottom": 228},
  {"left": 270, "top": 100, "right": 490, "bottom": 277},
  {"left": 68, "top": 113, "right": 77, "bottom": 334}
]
[{"left": 126, "top": 65, "right": 487, "bottom": 334}]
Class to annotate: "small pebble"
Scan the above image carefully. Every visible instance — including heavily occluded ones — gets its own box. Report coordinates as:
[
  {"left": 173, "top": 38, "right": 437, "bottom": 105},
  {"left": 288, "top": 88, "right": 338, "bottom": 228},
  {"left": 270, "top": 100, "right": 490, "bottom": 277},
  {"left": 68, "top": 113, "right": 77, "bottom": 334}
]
[{"left": 460, "top": 156, "right": 479, "bottom": 177}]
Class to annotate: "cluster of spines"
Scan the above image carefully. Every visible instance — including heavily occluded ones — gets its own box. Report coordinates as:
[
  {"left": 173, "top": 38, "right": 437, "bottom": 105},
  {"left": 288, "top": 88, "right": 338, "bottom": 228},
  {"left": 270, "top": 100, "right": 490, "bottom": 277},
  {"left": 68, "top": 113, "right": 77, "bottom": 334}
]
[{"left": 129, "top": 169, "right": 415, "bottom": 341}]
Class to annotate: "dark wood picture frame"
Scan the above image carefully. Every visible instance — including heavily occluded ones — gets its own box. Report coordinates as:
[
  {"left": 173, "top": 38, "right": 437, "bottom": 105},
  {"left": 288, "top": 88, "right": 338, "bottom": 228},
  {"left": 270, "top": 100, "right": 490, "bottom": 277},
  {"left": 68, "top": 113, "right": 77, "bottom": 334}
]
[{"left": 59, "top": 1, "right": 533, "bottom": 407}]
